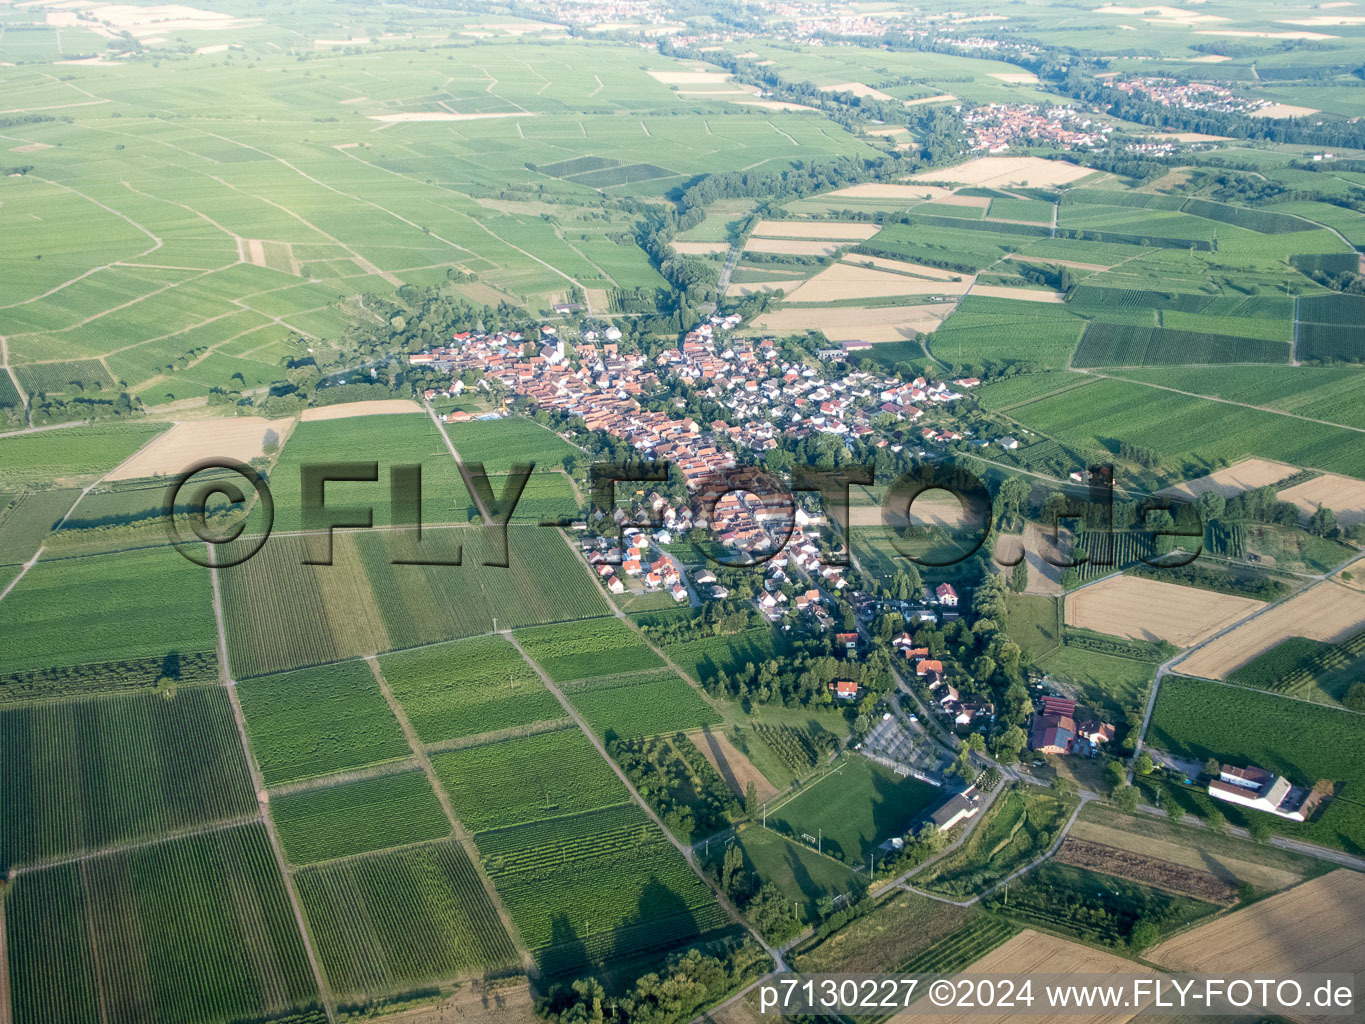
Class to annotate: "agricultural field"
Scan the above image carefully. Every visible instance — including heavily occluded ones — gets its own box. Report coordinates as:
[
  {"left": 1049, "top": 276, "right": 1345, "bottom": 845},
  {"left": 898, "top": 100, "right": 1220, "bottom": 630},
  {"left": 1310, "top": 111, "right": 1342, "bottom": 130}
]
[
  {"left": 270, "top": 770, "right": 451, "bottom": 865},
  {"left": 237, "top": 660, "right": 411, "bottom": 787},
  {"left": 566, "top": 669, "right": 721, "bottom": 740},
  {"left": 1, "top": 687, "right": 256, "bottom": 872},
  {"left": 378, "top": 634, "right": 563, "bottom": 744},
  {"left": 431, "top": 727, "right": 628, "bottom": 833},
  {"left": 1063, "top": 576, "right": 1264, "bottom": 648},
  {"left": 0, "top": 545, "right": 217, "bottom": 696},
  {"left": 443, "top": 417, "right": 581, "bottom": 475},
  {"left": 1227, "top": 629, "right": 1365, "bottom": 707},
  {"left": 793, "top": 890, "right": 972, "bottom": 973},
  {"left": 514, "top": 616, "right": 663, "bottom": 682},
  {"left": 611, "top": 731, "right": 741, "bottom": 840},
  {"left": 4, "top": 824, "right": 320, "bottom": 1024},
  {"left": 0, "top": 487, "right": 81, "bottom": 564},
  {"left": 475, "top": 803, "right": 730, "bottom": 976},
  {"left": 295, "top": 840, "right": 519, "bottom": 1002},
  {"left": 0, "top": 423, "right": 169, "bottom": 487},
  {"left": 1148, "top": 675, "right": 1365, "bottom": 852},
  {"left": 913, "top": 784, "right": 1075, "bottom": 899},
  {"left": 766, "top": 755, "right": 940, "bottom": 865}
]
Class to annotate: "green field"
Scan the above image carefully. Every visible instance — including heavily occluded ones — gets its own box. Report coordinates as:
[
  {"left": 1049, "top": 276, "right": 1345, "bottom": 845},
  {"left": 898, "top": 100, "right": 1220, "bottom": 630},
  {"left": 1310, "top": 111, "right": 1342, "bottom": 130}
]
[
  {"left": 443, "top": 417, "right": 581, "bottom": 474},
  {"left": 565, "top": 670, "right": 721, "bottom": 740},
  {"left": 4, "top": 824, "right": 320, "bottom": 1024},
  {"left": 237, "top": 660, "right": 410, "bottom": 787},
  {"left": 378, "top": 634, "right": 563, "bottom": 744},
  {"left": 296, "top": 840, "right": 518, "bottom": 1000},
  {"left": 767, "top": 756, "right": 940, "bottom": 865},
  {"left": 431, "top": 727, "right": 628, "bottom": 833},
  {"left": 1, "top": 687, "right": 256, "bottom": 872},
  {"left": 1227, "top": 630, "right": 1365, "bottom": 707},
  {"left": 708, "top": 826, "right": 859, "bottom": 924},
  {"left": 515, "top": 616, "right": 664, "bottom": 682},
  {"left": 270, "top": 770, "right": 451, "bottom": 865},
  {"left": 0, "top": 424, "right": 167, "bottom": 486},
  {"left": 1148, "top": 675, "right": 1365, "bottom": 852}
]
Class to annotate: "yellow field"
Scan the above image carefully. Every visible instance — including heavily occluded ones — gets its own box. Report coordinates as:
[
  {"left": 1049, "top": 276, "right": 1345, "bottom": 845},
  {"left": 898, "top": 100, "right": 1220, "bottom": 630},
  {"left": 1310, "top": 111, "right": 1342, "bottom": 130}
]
[
  {"left": 1150, "top": 870, "right": 1365, "bottom": 1024},
  {"left": 1278, "top": 472, "right": 1365, "bottom": 527},
  {"left": 889, "top": 930, "right": 1154, "bottom": 1024},
  {"left": 670, "top": 240, "right": 728, "bottom": 255},
  {"left": 908, "top": 156, "right": 1092, "bottom": 188},
  {"left": 1249, "top": 103, "right": 1322, "bottom": 118},
  {"left": 743, "top": 238, "right": 844, "bottom": 256},
  {"left": 108, "top": 417, "right": 295, "bottom": 481},
  {"left": 730, "top": 279, "right": 804, "bottom": 295},
  {"left": 690, "top": 728, "right": 777, "bottom": 802},
  {"left": 845, "top": 254, "right": 969, "bottom": 281},
  {"left": 753, "top": 303, "right": 955, "bottom": 342},
  {"left": 646, "top": 70, "right": 732, "bottom": 84},
  {"left": 933, "top": 194, "right": 992, "bottom": 208},
  {"left": 821, "top": 82, "right": 894, "bottom": 101},
  {"left": 299, "top": 400, "right": 424, "bottom": 421},
  {"left": 1177, "top": 579, "right": 1365, "bottom": 678},
  {"left": 970, "top": 285, "right": 1066, "bottom": 303},
  {"left": 1065, "top": 576, "right": 1264, "bottom": 647},
  {"left": 787, "top": 263, "right": 970, "bottom": 303},
  {"left": 989, "top": 71, "right": 1040, "bottom": 83},
  {"left": 750, "top": 220, "right": 880, "bottom": 240},
  {"left": 826, "top": 183, "right": 953, "bottom": 202},
  {"left": 731, "top": 99, "right": 818, "bottom": 112},
  {"left": 1159, "top": 458, "right": 1298, "bottom": 502},
  {"left": 903, "top": 93, "right": 957, "bottom": 106}
]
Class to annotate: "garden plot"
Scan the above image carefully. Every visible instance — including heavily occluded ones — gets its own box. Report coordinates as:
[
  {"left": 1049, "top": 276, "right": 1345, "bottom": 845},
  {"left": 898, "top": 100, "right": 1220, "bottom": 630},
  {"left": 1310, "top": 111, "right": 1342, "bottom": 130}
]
[
  {"left": 907, "top": 156, "right": 1092, "bottom": 188},
  {"left": 1149, "top": 869, "right": 1365, "bottom": 1024},
  {"left": 106, "top": 417, "right": 293, "bottom": 480},
  {"left": 1178, "top": 579, "right": 1365, "bottom": 678},
  {"left": 1065, "top": 576, "right": 1264, "bottom": 647},
  {"left": 1278, "top": 472, "right": 1365, "bottom": 528},
  {"left": 1158, "top": 457, "right": 1299, "bottom": 503}
]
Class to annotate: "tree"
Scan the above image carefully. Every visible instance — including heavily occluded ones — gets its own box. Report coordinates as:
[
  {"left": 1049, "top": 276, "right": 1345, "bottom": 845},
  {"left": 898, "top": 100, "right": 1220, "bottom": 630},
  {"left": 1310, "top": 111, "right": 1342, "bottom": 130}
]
[
  {"left": 1104, "top": 759, "right": 1126, "bottom": 795},
  {"left": 1113, "top": 784, "right": 1139, "bottom": 814},
  {"left": 992, "top": 724, "right": 1028, "bottom": 764},
  {"left": 1309, "top": 504, "right": 1337, "bottom": 538},
  {"left": 1166, "top": 799, "right": 1184, "bottom": 823},
  {"left": 721, "top": 843, "right": 746, "bottom": 901},
  {"left": 1246, "top": 815, "right": 1272, "bottom": 843},
  {"left": 1196, "top": 489, "right": 1226, "bottom": 523},
  {"left": 1205, "top": 807, "right": 1226, "bottom": 834},
  {"left": 1135, "top": 751, "right": 1154, "bottom": 776},
  {"left": 744, "top": 780, "right": 758, "bottom": 816},
  {"left": 1009, "top": 558, "right": 1029, "bottom": 593},
  {"left": 1129, "top": 919, "right": 1160, "bottom": 951},
  {"left": 1204, "top": 756, "right": 1221, "bottom": 778}
]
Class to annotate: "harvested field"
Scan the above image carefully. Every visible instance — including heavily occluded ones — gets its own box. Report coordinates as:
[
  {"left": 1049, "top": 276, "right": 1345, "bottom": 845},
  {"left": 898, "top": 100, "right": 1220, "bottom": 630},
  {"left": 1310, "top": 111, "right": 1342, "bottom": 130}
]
[
  {"left": 1159, "top": 457, "right": 1298, "bottom": 502},
  {"left": 908, "top": 156, "right": 1091, "bottom": 189},
  {"left": 750, "top": 221, "right": 879, "bottom": 240},
  {"left": 743, "top": 238, "right": 843, "bottom": 257},
  {"left": 890, "top": 930, "right": 1153, "bottom": 1024},
  {"left": 1279, "top": 472, "right": 1365, "bottom": 528},
  {"left": 1005, "top": 253, "right": 1110, "bottom": 272},
  {"left": 1197, "top": 29, "right": 1337, "bottom": 38},
  {"left": 108, "top": 417, "right": 293, "bottom": 480},
  {"left": 1069, "top": 818, "right": 1304, "bottom": 892},
  {"left": 828, "top": 183, "right": 953, "bottom": 201},
  {"left": 367, "top": 112, "right": 534, "bottom": 122},
  {"left": 821, "top": 82, "right": 895, "bottom": 101},
  {"left": 970, "top": 286, "right": 1066, "bottom": 303},
  {"left": 933, "top": 194, "right": 992, "bottom": 209},
  {"left": 753, "top": 303, "right": 954, "bottom": 342},
  {"left": 299, "top": 400, "right": 423, "bottom": 421},
  {"left": 848, "top": 492, "right": 972, "bottom": 528},
  {"left": 863, "top": 126, "right": 909, "bottom": 138},
  {"left": 1149, "top": 870, "right": 1365, "bottom": 1024},
  {"left": 1057, "top": 838, "right": 1237, "bottom": 904},
  {"left": 1249, "top": 103, "right": 1322, "bottom": 119},
  {"left": 690, "top": 727, "right": 777, "bottom": 802},
  {"left": 903, "top": 93, "right": 957, "bottom": 107},
  {"left": 670, "top": 240, "right": 729, "bottom": 255},
  {"left": 845, "top": 255, "right": 967, "bottom": 280},
  {"left": 646, "top": 70, "right": 732, "bottom": 84},
  {"left": 788, "top": 263, "right": 969, "bottom": 303},
  {"left": 989, "top": 72, "right": 1039, "bottom": 83},
  {"left": 730, "top": 100, "right": 818, "bottom": 112},
  {"left": 1177, "top": 579, "right": 1365, "bottom": 679},
  {"left": 1065, "top": 576, "right": 1264, "bottom": 647}
]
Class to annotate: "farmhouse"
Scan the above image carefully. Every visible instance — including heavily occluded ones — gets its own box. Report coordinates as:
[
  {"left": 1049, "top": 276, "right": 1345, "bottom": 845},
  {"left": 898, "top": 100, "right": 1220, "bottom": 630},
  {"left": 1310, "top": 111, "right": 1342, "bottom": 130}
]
[
  {"left": 1208, "top": 764, "right": 1309, "bottom": 821},
  {"left": 935, "top": 583, "right": 959, "bottom": 606},
  {"left": 929, "top": 787, "right": 980, "bottom": 831},
  {"left": 1030, "top": 696, "right": 1078, "bottom": 755}
]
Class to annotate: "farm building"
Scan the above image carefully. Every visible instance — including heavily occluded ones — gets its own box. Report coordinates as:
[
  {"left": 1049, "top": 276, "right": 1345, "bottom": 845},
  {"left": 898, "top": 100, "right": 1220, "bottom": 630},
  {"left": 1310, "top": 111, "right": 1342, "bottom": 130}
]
[
  {"left": 929, "top": 787, "right": 980, "bottom": 831},
  {"left": 1208, "top": 764, "right": 1309, "bottom": 821},
  {"left": 1030, "top": 697, "right": 1078, "bottom": 755}
]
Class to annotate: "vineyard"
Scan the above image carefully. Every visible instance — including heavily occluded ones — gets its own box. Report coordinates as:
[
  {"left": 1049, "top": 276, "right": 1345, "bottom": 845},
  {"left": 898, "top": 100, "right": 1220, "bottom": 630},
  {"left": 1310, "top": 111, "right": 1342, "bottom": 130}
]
[
  {"left": 271, "top": 770, "right": 450, "bottom": 865},
  {"left": 894, "top": 915, "right": 1018, "bottom": 974},
  {"left": 657, "top": 625, "right": 794, "bottom": 687},
  {"left": 0, "top": 422, "right": 168, "bottom": 487},
  {"left": 1070, "top": 529, "right": 1154, "bottom": 583},
  {"left": 295, "top": 840, "right": 518, "bottom": 1001},
  {"left": 4, "top": 824, "right": 320, "bottom": 1024},
  {"left": 566, "top": 670, "right": 720, "bottom": 740},
  {"left": 378, "top": 635, "right": 561, "bottom": 744},
  {"left": 0, "top": 545, "right": 217, "bottom": 679},
  {"left": 1071, "top": 322, "right": 1288, "bottom": 367},
  {"left": 1062, "top": 627, "right": 1170, "bottom": 663},
  {"left": 1227, "top": 628, "right": 1365, "bottom": 706},
  {"left": 0, "top": 487, "right": 79, "bottom": 564},
  {"left": 444, "top": 416, "right": 580, "bottom": 475},
  {"left": 975, "top": 373, "right": 1096, "bottom": 411},
  {"left": 914, "top": 785, "right": 1074, "bottom": 899},
  {"left": 1148, "top": 676, "right": 1365, "bottom": 852},
  {"left": 610, "top": 733, "right": 742, "bottom": 841},
  {"left": 1, "top": 687, "right": 256, "bottom": 871},
  {"left": 515, "top": 616, "right": 664, "bottom": 682},
  {"left": 430, "top": 727, "right": 629, "bottom": 832},
  {"left": 1297, "top": 321, "right": 1365, "bottom": 363},
  {"left": 237, "top": 661, "right": 410, "bottom": 787},
  {"left": 476, "top": 804, "right": 729, "bottom": 976},
  {"left": 753, "top": 723, "right": 839, "bottom": 776}
]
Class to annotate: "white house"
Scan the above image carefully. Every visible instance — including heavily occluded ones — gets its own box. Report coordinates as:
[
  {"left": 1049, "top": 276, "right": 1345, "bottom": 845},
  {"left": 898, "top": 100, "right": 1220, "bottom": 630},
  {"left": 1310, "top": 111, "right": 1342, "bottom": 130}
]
[{"left": 1208, "top": 764, "right": 1308, "bottom": 821}]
